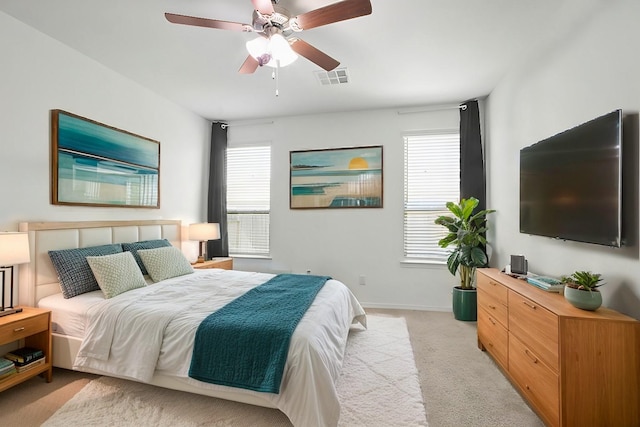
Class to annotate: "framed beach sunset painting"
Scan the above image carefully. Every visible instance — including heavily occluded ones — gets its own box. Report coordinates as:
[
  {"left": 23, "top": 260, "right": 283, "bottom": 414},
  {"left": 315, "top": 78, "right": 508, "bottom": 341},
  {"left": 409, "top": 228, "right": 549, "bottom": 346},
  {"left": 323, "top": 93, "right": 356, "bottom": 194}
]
[
  {"left": 290, "top": 146, "right": 383, "bottom": 209},
  {"left": 51, "top": 110, "right": 160, "bottom": 208}
]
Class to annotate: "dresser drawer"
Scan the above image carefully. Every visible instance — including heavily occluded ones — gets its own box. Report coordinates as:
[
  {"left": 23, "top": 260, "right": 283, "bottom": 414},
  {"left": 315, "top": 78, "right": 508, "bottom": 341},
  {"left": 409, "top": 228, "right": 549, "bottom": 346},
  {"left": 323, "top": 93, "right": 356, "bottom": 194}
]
[
  {"left": 478, "top": 288, "right": 508, "bottom": 327},
  {"left": 478, "top": 308, "right": 508, "bottom": 370},
  {"left": 0, "top": 313, "right": 48, "bottom": 344},
  {"left": 509, "top": 333, "right": 559, "bottom": 427},
  {"left": 508, "top": 290, "right": 559, "bottom": 371},
  {"left": 477, "top": 273, "right": 508, "bottom": 307}
]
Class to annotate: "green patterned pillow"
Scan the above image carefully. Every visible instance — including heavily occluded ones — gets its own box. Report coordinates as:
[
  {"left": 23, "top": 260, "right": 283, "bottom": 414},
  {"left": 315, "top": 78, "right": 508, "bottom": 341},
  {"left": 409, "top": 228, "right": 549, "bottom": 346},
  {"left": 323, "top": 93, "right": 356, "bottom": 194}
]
[
  {"left": 86, "top": 252, "right": 147, "bottom": 299},
  {"left": 137, "top": 246, "right": 194, "bottom": 283}
]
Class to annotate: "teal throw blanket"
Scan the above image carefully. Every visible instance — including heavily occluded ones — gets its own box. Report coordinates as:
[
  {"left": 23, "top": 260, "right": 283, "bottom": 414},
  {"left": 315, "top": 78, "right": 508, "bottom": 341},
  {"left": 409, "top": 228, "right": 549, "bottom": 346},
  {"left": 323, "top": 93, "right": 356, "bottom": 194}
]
[{"left": 188, "top": 273, "right": 330, "bottom": 393}]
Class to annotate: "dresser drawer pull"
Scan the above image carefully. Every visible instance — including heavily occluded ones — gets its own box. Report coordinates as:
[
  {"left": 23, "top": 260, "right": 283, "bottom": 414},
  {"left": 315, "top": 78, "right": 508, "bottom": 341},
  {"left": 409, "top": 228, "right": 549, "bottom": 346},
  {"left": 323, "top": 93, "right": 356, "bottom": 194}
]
[
  {"left": 488, "top": 304, "right": 496, "bottom": 310},
  {"left": 489, "top": 317, "right": 496, "bottom": 325},
  {"left": 524, "top": 349, "right": 538, "bottom": 364},
  {"left": 13, "top": 327, "right": 25, "bottom": 332},
  {"left": 522, "top": 300, "right": 537, "bottom": 310}
]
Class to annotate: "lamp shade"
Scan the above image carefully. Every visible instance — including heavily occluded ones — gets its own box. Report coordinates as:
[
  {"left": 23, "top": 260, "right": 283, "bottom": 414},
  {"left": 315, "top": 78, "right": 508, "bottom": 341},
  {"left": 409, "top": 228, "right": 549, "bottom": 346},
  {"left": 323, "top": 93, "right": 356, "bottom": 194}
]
[
  {"left": 188, "top": 223, "right": 220, "bottom": 241},
  {"left": 0, "top": 232, "right": 30, "bottom": 266}
]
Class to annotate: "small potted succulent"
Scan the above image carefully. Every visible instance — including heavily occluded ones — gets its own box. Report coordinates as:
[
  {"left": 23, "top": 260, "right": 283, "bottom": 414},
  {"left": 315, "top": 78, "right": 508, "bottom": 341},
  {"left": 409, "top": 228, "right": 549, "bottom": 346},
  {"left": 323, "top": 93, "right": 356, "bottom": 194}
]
[{"left": 560, "top": 271, "right": 604, "bottom": 311}]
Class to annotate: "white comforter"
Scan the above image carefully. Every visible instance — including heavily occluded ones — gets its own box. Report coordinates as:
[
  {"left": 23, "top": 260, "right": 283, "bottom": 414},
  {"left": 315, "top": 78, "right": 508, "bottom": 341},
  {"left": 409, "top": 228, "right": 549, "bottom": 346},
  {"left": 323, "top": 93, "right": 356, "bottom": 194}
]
[{"left": 73, "top": 269, "right": 366, "bottom": 427}]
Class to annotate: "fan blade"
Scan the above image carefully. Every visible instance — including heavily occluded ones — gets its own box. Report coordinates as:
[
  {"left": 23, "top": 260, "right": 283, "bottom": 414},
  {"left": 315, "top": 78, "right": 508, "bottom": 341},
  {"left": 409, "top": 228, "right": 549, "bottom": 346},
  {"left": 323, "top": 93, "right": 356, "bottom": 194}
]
[
  {"left": 239, "top": 55, "right": 260, "bottom": 74},
  {"left": 165, "top": 13, "right": 252, "bottom": 32},
  {"left": 251, "top": 0, "right": 275, "bottom": 15},
  {"left": 290, "top": 39, "right": 340, "bottom": 71},
  {"left": 295, "top": 0, "right": 372, "bottom": 30}
]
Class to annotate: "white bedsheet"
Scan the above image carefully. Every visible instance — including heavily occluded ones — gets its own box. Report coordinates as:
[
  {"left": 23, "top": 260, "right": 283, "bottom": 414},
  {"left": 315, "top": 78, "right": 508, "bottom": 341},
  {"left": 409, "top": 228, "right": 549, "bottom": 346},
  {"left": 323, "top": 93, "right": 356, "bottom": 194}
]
[
  {"left": 38, "top": 290, "right": 104, "bottom": 337},
  {"left": 73, "top": 269, "right": 366, "bottom": 427},
  {"left": 38, "top": 278, "right": 156, "bottom": 337}
]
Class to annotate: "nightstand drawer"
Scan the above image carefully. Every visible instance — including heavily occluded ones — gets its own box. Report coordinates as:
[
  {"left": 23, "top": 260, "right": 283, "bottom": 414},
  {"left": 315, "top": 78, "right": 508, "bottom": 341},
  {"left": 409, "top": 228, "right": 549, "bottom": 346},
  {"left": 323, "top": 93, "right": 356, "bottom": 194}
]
[{"left": 0, "top": 313, "right": 48, "bottom": 343}]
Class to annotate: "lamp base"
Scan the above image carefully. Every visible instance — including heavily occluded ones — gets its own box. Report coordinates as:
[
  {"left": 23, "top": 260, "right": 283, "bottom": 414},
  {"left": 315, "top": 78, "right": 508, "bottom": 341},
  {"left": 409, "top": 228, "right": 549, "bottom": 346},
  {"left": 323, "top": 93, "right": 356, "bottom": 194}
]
[{"left": 0, "top": 307, "right": 23, "bottom": 317}]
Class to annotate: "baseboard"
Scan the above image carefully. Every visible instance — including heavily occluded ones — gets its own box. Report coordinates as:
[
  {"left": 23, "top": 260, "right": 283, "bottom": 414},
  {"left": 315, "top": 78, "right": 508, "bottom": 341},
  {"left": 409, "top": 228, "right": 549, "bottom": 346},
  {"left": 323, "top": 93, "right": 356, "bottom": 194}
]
[{"left": 360, "top": 302, "right": 451, "bottom": 312}]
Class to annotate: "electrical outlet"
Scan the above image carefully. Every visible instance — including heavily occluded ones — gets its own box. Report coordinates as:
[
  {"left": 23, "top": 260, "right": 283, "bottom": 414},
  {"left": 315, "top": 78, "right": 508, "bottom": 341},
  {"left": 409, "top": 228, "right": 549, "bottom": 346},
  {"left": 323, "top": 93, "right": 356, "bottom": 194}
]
[
  {"left": 358, "top": 275, "right": 366, "bottom": 286},
  {"left": 306, "top": 269, "right": 311, "bottom": 275}
]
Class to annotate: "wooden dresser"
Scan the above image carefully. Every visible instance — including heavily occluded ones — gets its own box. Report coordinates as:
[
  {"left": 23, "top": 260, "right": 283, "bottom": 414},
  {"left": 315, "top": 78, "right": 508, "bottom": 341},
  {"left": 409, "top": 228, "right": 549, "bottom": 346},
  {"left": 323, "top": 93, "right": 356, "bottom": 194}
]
[{"left": 477, "top": 268, "right": 639, "bottom": 427}]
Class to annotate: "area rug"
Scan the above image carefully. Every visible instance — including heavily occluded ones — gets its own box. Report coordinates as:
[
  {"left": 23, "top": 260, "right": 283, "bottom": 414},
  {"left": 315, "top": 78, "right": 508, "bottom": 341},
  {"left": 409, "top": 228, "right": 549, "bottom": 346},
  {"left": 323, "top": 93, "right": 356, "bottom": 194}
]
[{"left": 43, "top": 315, "right": 427, "bottom": 427}]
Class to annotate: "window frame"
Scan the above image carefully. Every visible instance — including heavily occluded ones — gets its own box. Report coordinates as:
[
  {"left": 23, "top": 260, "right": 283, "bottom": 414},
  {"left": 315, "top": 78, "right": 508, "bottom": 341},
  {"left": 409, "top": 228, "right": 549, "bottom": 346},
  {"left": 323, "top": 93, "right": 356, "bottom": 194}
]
[
  {"left": 226, "top": 143, "right": 271, "bottom": 258},
  {"left": 402, "top": 129, "right": 460, "bottom": 264}
]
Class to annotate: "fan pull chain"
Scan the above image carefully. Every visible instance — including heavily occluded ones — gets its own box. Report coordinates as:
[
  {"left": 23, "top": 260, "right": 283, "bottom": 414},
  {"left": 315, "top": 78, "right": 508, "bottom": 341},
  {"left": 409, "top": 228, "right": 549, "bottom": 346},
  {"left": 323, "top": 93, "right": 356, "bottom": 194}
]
[{"left": 272, "top": 60, "right": 280, "bottom": 97}]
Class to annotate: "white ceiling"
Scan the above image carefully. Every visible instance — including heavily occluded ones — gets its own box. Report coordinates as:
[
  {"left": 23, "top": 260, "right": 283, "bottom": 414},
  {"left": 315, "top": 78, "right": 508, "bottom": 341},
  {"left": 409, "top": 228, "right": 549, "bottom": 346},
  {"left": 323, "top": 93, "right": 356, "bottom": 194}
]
[{"left": 0, "top": 0, "right": 600, "bottom": 122}]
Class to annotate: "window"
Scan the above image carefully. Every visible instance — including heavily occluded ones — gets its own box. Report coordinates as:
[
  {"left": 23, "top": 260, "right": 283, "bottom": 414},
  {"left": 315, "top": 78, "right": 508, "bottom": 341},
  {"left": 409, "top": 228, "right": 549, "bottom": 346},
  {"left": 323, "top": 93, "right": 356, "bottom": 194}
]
[
  {"left": 226, "top": 145, "right": 271, "bottom": 256},
  {"left": 403, "top": 131, "right": 460, "bottom": 262}
]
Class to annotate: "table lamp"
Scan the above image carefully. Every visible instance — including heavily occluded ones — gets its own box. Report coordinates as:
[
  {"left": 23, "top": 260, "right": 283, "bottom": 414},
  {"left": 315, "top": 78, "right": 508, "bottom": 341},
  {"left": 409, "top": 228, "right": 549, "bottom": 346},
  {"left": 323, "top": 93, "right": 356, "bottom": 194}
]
[
  {"left": 188, "top": 223, "right": 220, "bottom": 263},
  {"left": 0, "top": 232, "right": 30, "bottom": 317}
]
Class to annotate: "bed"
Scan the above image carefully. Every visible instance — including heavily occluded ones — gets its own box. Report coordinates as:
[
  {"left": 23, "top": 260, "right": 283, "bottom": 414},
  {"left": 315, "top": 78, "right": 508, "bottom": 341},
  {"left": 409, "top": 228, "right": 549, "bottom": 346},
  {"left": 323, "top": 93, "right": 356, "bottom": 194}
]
[{"left": 18, "top": 220, "right": 366, "bottom": 427}]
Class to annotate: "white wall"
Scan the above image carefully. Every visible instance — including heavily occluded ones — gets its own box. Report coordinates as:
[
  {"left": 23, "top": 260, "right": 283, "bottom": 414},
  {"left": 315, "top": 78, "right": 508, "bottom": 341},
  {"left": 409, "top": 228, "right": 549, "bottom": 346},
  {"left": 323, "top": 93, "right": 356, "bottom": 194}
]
[
  {"left": 486, "top": 0, "right": 640, "bottom": 318},
  {"left": 0, "top": 12, "right": 210, "bottom": 261},
  {"left": 229, "top": 108, "right": 462, "bottom": 310}
]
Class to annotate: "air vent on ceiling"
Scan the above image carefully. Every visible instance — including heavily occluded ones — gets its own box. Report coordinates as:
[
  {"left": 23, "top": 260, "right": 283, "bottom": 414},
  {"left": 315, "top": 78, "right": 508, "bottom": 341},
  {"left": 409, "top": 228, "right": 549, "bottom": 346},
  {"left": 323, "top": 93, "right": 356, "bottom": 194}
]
[{"left": 314, "top": 68, "right": 349, "bottom": 85}]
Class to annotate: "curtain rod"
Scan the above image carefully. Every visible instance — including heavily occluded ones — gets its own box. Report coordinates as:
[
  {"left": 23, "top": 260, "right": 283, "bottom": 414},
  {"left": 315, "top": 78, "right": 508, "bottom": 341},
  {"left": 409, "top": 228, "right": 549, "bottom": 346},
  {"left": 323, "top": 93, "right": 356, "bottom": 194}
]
[
  {"left": 397, "top": 104, "right": 467, "bottom": 115},
  {"left": 220, "top": 120, "right": 274, "bottom": 129}
]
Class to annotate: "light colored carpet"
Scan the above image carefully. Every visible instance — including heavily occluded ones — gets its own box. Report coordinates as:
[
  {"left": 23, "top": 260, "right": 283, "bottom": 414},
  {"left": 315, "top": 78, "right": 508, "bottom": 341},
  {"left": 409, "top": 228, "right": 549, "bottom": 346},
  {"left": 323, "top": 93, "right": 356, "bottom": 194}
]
[{"left": 42, "top": 316, "right": 428, "bottom": 427}]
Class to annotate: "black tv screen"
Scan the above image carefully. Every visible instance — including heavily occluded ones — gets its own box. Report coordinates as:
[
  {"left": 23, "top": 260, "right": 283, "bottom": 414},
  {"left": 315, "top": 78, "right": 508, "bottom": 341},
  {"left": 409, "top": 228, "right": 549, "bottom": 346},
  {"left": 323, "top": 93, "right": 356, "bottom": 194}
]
[{"left": 520, "top": 110, "right": 622, "bottom": 247}]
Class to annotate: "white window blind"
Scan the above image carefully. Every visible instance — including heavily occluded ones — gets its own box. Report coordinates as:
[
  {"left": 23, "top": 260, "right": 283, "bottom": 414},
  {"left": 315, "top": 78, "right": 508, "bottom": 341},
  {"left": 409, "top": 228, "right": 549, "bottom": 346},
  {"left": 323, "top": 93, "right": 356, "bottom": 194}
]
[
  {"left": 404, "top": 132, "right": 460, "bottom": 262},
  {"left": 226, "top": 145, "right": 271, "bottom": 256}
]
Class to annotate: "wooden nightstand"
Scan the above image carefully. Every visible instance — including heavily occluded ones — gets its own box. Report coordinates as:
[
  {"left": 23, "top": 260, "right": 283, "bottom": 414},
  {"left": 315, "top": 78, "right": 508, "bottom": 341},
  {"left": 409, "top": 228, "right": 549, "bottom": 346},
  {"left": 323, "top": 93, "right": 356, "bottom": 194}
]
[
  {"left": 0, "top": 307, "right": 53, "bottom": 392},
  {"left": 192, "top": 257, "right": 233, "bottom": 270}
]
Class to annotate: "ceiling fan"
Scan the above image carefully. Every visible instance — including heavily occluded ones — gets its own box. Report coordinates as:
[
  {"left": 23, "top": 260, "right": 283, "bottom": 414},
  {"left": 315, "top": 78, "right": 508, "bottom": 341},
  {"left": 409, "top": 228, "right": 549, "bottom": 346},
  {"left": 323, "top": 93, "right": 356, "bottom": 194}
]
[{"left": 165, "top": 0, "right": 372, "bottom": 74}]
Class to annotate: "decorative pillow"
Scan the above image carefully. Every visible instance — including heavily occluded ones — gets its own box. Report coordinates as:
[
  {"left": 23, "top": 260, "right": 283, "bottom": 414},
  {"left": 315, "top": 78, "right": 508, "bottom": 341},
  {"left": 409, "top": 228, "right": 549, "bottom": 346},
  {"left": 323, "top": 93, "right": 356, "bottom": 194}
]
[
  {"left": 86, "top": 252, "right": 147, "bottom": 299},
  {"left": 49, "top": 244, "right": 123, "bottom": 299},
  {"left": 121, "top": 239, "right": 172, "bottom": 275},
  {"left": 137, "top": 246, "right": 194, "bottom": 283}
]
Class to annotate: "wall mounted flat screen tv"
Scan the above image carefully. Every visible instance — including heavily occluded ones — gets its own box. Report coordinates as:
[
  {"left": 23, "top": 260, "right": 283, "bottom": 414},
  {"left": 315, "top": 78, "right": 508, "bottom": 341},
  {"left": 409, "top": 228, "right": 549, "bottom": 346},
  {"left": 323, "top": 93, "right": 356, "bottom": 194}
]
[{"left": 520, "top": 109, "right": 622, "bottom": 247}]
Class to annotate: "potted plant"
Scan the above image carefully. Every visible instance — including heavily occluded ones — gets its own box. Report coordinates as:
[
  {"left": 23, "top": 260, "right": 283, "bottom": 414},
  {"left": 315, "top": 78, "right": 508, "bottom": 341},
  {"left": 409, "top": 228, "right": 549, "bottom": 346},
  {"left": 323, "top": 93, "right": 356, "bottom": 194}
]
[
  {"left": 435, "top": 197, "right": 495, "bottom": 321},
  {"left": 560, "top": 271, "right": 604, "bottom": 311}
]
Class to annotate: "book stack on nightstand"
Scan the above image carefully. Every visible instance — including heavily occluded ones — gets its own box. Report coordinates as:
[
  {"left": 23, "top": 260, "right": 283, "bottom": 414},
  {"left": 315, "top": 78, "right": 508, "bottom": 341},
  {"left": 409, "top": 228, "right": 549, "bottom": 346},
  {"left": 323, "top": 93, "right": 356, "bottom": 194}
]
[
  {"left": 5, "top": 347, "right": 46, "bottom": 374},
  {"left": 0, "top": 357, "right": 16, "bottom": 380}
]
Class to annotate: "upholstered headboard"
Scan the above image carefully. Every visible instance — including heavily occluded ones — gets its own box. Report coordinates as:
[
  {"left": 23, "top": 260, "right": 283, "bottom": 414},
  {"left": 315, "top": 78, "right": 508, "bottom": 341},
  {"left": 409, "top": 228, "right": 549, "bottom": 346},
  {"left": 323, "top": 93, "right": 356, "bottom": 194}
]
[{"left": 18, "top": 220, "right": 182, "bottom": 307}]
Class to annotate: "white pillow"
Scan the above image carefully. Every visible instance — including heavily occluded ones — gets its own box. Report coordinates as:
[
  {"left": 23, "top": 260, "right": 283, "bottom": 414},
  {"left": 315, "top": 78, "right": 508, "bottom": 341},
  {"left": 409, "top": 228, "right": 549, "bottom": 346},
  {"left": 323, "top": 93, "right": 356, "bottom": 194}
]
[
  {"left": 86, "top": 252, "right": 147, "bottom": 299},
  {"left": 137, "top": 246, "right": 194, "bottom": 283}
]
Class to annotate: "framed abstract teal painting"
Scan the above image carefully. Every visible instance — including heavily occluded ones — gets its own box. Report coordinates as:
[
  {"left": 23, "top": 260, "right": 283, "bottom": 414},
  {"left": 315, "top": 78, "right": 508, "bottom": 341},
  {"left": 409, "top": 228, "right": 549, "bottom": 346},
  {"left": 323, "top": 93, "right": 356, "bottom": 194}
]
[
  {"left": 290, "top": 145, "right": 383, "bottom": 209},
  {"left": 51, "top": 110, "right": 160, "bottom": 208}
]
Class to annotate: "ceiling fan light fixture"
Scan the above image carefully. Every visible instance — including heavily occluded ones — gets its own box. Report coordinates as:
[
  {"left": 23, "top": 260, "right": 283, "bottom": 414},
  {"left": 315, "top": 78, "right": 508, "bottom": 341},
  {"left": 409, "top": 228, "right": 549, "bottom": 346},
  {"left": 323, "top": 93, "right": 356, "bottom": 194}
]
[
  {"left": 246, "top": 36, "right": 268, "bottom": 58},
  {"left": 268, "top": 34, "right": 297, "bottom": 66},
  {"left": 246, "top": 34, "right": 298, "bottom": 68}
]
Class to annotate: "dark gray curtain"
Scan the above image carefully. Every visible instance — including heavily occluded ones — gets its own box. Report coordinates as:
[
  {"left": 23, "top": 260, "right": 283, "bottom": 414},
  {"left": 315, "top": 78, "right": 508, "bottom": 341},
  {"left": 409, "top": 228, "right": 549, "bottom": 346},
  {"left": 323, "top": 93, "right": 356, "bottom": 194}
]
[
  {"left": 206, "top": 122, "right": 229, "bottom": 258},
  {"left": 460, "top": 100, "right": 486, "bottom": 211}
]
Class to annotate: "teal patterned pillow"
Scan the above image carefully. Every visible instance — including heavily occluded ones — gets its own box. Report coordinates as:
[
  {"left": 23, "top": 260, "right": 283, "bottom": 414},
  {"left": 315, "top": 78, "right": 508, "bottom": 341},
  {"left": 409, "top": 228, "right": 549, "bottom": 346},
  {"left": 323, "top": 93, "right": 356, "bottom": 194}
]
[
  {"left": 121, "top": 239, "right": 172, "bottom": 275},
  {"left": 49, "top": 244, "right": 123, "bottom": 299},
  {"left": 137, "top": 246, "right": 194, "bottom": 283},
  {"left": 86, "top": 252, "right": 147, "bottom": 299}
]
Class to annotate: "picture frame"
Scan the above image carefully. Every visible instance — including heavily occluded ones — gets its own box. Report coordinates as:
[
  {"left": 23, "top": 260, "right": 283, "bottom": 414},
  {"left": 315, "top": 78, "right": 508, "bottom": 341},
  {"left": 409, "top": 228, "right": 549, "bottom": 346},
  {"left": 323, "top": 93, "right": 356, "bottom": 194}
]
[
  {"left": 290, "top": 145, "right": 383, "bottom": 209},
  {"left": 51, "top": 110, "right": 160, "bottom": 208}
]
